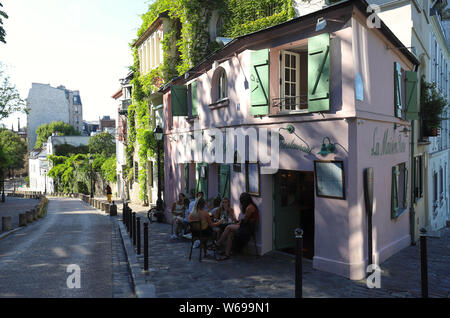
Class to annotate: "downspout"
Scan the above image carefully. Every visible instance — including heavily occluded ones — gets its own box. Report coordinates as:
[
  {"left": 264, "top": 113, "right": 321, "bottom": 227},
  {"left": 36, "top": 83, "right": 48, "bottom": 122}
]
[{"left": 410, "top": 119, "right": 416, "bottom": 245}]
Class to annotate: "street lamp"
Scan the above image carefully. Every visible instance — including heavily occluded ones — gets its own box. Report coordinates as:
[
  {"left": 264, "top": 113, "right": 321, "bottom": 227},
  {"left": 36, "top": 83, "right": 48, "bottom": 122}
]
[
  {"left": 153, "top": 125, "right": 164, "bottom": 217},
  {"left": 89, "top": 155, "right": 94, "bottom": 198},
  {"left": 43, "top": 169, "right": 47, "bottom": 195}
]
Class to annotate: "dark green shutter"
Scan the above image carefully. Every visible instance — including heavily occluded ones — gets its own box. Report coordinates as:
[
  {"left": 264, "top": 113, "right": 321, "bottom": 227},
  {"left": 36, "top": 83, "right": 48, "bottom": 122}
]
[
  {"left": 184, "top": 163, "right": 189, "bottom": 195},
  {"left": 191, "top": 81, "right": 198, "bottom": 117},
  {"left": 196, "top": 163, "right": 208, "bottom": 199},
  {"left": 403, "top": 166, "right": 408, "bottom": 208},
  {"left": 391, "top": 166, "right": 399, "bottom": 218},
  {"left": 219, "top": 164, "right": 230, "bottom": 199},
  {"left": 394, "top": 62, "right": 402, "bottom": 118},
  {"left": 405, "top": 71, "right": 419, "bottom": 120},
  {"left": 171, "top": 85, "right": 188, "bottom": 116},
  {"left": 308, "top": 33, "right": 330, "bottom": 112},
  {"left": 250, "top": 49, "right": 270, "bottom": 116}
]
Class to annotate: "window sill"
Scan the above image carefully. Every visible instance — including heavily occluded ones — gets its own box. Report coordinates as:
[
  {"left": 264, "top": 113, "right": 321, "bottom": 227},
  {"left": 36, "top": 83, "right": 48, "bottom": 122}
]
[
  {"left": 268, "top": 109, "right": 311, "bottom": 117},
  {"left": 186, "top": 116, "right": 198, "bottom": 123},
  {"left": 208, "top": 98, "right": 229, "bottom": 109}
]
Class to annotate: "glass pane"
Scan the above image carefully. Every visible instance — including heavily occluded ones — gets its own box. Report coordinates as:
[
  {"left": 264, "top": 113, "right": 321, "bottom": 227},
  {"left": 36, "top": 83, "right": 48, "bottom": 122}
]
[
  {"left": 291, "top": 70, "right": 296, "bottom": 83},
  {"left": 291, "top": 83, "right": 296, "bottom": 96},
  {"left": 285, "top": 83, "right": 290, "bottom": 96},
  {"left": 285, "top": 69, "right": 290, "bottom": 81},
  {"left": 291, "top": 55, "right": 296, "bottom": 68},
  {"left": 285, "top": 55, "right": 290, "bottom": 67}
]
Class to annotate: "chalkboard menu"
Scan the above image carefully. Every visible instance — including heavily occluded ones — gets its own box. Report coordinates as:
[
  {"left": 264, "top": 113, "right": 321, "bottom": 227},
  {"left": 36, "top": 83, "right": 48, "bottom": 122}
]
[{"left": 314, "top": 161, "right": 345, "bottom": 200}]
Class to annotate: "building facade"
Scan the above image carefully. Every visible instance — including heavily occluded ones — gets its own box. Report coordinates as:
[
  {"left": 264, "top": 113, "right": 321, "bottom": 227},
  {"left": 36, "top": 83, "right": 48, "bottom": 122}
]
[
  {"left": 26, "top": 83, "right": 83, "bottom": 150},
  {"left": 160, "top": 0, "right": 420, "bottom": 279}
]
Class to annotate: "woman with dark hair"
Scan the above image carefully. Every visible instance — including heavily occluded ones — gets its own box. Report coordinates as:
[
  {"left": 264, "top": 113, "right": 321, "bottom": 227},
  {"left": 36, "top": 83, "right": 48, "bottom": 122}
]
[{"left": 214, "top": 192, "right": 259, "bottom": 260}]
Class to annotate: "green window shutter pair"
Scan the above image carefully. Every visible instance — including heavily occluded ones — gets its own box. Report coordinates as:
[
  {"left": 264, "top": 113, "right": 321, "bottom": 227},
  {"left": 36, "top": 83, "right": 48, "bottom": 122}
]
[
  {"left": 249, "top": 33, "right": 331, "bottom": 115},
  {"left": 391, "top": 164, "right": 408, "bottom": 219},
  {"left": 219, "top": 164, "right": 230, "bottom": 199},
  {"left": 171, "top": 82, "right": 199, "bottom": 117},
  {"left": 394, "top": 62, "right": 403, "bottom": 118},
  {"left": 405, "top": 71, "right": 419, "bottom": 120},
  {"left": 308, "top": 33, "right": 330, "bottom": 112}
]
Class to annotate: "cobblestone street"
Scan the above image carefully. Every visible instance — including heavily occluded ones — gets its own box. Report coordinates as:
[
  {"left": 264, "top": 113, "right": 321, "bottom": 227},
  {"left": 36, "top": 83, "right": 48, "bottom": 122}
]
[{"left": 118, "top": 201, "right": 450, "bottom": 298}]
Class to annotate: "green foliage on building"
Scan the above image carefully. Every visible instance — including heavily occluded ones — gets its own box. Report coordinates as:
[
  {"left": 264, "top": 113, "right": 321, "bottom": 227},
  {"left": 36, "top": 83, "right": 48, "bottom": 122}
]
[{"left": 34, "top": 121, "right": 81, "bottom": 149}]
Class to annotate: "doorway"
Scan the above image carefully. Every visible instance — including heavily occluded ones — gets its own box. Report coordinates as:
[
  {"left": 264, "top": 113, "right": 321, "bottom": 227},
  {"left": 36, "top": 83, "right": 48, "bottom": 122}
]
[{"left": 273, "top": 170, "right": 315, "bottom": 259}]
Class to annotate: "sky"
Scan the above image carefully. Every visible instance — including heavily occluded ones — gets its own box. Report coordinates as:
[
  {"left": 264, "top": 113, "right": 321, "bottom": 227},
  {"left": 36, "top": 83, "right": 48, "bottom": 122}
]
[{"left": 0, "top": 0, "right": 151, "bottom": 130}]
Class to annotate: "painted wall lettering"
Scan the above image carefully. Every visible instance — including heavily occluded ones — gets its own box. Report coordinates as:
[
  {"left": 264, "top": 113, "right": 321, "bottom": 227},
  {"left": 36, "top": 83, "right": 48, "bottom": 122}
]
[{"left": 370, "top": 127, "right": 406, "bottom": 157}]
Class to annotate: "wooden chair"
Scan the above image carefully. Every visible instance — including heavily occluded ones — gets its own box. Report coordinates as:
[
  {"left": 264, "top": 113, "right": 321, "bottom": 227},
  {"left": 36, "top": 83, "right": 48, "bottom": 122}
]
[{"left": 188, "top": 221, "right": 215, "bottom": 261}]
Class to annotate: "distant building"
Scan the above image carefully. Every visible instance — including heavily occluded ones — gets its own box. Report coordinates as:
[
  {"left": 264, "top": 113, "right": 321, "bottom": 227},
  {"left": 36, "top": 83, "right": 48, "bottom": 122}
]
[
  {"left": 26, "top": 83, "right": 83, "bottom": 150},
  {"left": 82, "top": 120, "right": 99, "bottom": 136}
]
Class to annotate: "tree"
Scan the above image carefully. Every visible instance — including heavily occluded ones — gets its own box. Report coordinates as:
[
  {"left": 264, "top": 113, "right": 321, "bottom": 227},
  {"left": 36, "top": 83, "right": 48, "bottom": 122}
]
[
  {"left": 0, "top": 128, "right": 27, "bottom": 172},
  {"left": 88, "top": 131, "right": 116, "bottom": 157},
  {"left": 0, "top": 63, "right": 26, "bottom": 120},
  {"left": 34, "top": 121, "right": 80, "bottom": 149},
  {"left": 0, "top": 2, "right": 8, "bottom": 44}
]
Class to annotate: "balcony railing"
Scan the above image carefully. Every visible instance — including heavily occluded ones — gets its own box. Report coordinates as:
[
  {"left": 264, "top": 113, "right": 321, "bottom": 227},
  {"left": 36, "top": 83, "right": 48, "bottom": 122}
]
[{"left": 272, "top": 95, "right": 308, "bottom": 112}]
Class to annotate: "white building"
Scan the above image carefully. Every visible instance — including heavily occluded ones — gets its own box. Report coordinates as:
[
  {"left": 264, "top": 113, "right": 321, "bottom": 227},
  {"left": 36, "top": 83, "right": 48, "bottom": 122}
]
[
  {"left": 26, "top": 83, "right": 83, "bottom": 151},
  {"left": 28, "top": 135, "right": 91, "bottom": 194}
]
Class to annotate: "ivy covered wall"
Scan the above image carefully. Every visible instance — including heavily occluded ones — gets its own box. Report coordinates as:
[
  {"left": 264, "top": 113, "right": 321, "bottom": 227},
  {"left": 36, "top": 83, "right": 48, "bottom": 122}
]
[{"left": 127, "top": 0, "right": 297, "bottom": 205}]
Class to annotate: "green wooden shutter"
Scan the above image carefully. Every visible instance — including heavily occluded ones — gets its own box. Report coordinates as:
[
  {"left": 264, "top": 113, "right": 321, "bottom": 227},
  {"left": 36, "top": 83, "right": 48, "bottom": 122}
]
[
  {"left": 394, "top": 62, "right": 403, "bottom": 118},
  {"left": 308, "top": 33, "right": 330, "bottom": 112},
  {"left": 405, "top": 71, "right": 419, "bottom": 120},
  {"left": 171, "top": 85, "right": 188, "bottom": 116},
  {"left": 250, "top": 49, "right": 270, "bottom": 116},
  {"left": 219, "top": 164, "right": 230, "bottom": 199},
  {"left": 403, "top": 166, "right": 408, "bottom": 208},
  {"left": 391, "top": 166, "right": 399, "bottom": 218},
  {"left": 191, "top": 81, "right": 198, "bottom": 117},
  {"left": 196, "top": 163, "right": 208, "bottom": 199},
  {"left": 196, "top": 163, "right": 201, "bottom": 194},
  {"left": 184, "top": 163, "right": 189, "bottom": 195}
]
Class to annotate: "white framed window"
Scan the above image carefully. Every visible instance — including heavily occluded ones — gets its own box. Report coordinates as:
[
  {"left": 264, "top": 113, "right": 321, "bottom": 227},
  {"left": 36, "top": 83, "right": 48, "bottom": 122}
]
[
  {"left": 280, "top": 50, "right": 301, "bottom": 111},
  {"left": 217, "top": 68, "right": 227, "bottom": 101}
]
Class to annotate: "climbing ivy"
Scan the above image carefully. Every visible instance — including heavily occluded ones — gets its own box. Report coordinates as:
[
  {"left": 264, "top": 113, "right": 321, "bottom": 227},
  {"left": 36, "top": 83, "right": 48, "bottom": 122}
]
[{"left": 128, "top": 0, "right": 297, "bottom": 204}]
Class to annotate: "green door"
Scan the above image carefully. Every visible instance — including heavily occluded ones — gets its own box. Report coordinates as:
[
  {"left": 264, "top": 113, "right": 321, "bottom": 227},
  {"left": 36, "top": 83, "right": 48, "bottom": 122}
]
[{"left": 273, "top": 171, "right": 302, "bottom": 251}]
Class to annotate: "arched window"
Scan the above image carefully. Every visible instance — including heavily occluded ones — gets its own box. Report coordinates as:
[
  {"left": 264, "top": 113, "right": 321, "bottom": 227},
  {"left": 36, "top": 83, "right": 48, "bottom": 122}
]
[{"left": 212, "top": 67, "right": 228, "bottom": 103}]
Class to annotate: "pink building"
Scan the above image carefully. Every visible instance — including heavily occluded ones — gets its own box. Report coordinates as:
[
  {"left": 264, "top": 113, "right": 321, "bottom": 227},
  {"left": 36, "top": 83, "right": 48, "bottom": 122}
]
[{"left": 159, "top": 0, "right": 420, "bottom": 280}]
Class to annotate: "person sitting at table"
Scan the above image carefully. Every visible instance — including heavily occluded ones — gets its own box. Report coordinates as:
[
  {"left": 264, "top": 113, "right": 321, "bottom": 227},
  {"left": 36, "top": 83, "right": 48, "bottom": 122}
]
[
  {"left": 213, "top": 197, "right": 237, "bottom": 240},
  {"left": 214, "top": 193, "right": 259, "bottom": 260},
  {"left": 171, "top": 193, "right": 186, "bottom": 239},
  {"left": 188, "top": 197, "right": 223, "bottom": 243}
]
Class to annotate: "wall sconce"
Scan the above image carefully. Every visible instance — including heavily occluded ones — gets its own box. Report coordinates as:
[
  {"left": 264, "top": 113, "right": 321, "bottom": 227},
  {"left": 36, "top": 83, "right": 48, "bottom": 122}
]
[
  {"left": 315, "top": 17, "right": 327, "bottom": 32},
  {"left": 317, "top": 137, "right": 336, "bottom": 156},
  {"left": 279, "top": 125, "right": 295, "bottom": 134}
]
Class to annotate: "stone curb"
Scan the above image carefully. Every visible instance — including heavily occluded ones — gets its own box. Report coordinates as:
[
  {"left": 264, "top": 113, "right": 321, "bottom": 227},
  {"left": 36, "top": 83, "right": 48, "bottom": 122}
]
[
  {"left": 117, "top": 219, "right": 155, "bottom": 298},
  {"left": 0, "top": 227, "right": 23, "bottom": 240}
]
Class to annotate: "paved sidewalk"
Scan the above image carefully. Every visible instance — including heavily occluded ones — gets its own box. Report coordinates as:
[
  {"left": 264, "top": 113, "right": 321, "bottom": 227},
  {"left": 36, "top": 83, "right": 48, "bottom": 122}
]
[
  {"left": 0, "top": 196, "right": 42, "bottom": 232},
  {"left": 117, "top": 201, "right": 450, "bottom": 298}
]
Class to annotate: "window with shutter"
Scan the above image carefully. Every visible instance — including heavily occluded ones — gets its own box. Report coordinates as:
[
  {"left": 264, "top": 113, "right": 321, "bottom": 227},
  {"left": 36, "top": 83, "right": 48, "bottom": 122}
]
[
  {"left": 171, "top": 85, "right": 188, "bottom": 116},
  {"left": 196, "top": 163, "right": 208, "bottom": 199},
  {"left": 391, "top": 163, "right": 408, "bottom": 219},
  {"left": 405, "top": 71, "right": 419, "bottom": 120},
  {"left": 219, "top": 164, "right": 230, "bottom": 199},
  {"left": 184, "top": 163, "right": 189, "bottom": 195},
  {"left": 308, "top": 33, "right": 330, "bottom": 112},
  {"left": 394, "top": 62, "right": 403, "bottom": 118},
  {"left": 190, "top": 81, "right": 198, "bottom": 117},
  {"left": 250, "top": 49, "right": 270, "bottom": 116}
]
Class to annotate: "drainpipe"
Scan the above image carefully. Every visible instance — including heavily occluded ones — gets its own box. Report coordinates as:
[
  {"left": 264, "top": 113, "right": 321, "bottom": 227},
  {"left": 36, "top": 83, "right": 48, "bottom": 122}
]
[{"left": 410, "top": 119, "right": 416, "bottom": 245}]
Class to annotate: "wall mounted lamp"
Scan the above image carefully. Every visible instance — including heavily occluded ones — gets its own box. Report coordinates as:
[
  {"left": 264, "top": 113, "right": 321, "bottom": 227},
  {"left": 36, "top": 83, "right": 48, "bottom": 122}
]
[
  {"left": 279, "top": 125, "right": 295, "bottom": 134},
  {"left": 317, "top": 137, "right": 336, "bottom": 156}
]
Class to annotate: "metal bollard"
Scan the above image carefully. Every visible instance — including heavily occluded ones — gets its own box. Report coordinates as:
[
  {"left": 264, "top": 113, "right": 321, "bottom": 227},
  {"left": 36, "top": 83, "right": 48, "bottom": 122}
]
[
  {"left": 420, "top": 228, "right": 428, "bottom": 298},
  {"left": 144, "top": 222, "right": 149, "bottom": 271},
  {"left": 137, "top": 217, "right": 141, "bottom": 255},
  {"left": 132, "top": 212, "right": 137, "bottom": 246},
  {"left": 295, "top": 228, "right": 303, "bottom": 298}
]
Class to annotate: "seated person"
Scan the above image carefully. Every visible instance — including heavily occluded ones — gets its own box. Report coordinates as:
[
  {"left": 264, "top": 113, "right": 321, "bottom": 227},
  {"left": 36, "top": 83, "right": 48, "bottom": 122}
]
[
  {"left": 213, "top": 197, "right": 237, "bottom": 239},
  {"left": 214, "top": 193, "right": 259, "bottom": 260},
  {"left": 171, "top": 193, "right": 186, "bottom": 238},
  {"left": 183, "top": 191, "right": 207, "bottom": 231},
  {"left": 188, "top": 198, "right": 223, "bottom": 241}
]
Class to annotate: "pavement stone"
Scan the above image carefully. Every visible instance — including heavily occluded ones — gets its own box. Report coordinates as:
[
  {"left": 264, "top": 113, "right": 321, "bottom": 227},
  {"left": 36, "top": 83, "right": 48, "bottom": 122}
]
[
  {"left": 115, "top": 201, "right": 450, "bottom": 298},
  {"left": 0, "top": 197, "right": 42, "bottom": 231}
]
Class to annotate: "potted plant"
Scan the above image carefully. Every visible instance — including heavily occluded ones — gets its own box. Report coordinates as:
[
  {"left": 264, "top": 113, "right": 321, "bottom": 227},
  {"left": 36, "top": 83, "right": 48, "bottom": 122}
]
[{"left": 420, "top": 76, "right": 447, "bottom": 137}]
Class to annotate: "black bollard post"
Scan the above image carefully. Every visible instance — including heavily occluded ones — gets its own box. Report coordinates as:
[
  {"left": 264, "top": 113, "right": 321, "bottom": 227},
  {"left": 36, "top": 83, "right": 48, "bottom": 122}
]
[
  {"left": 144, "top": 222, "right": 149, "bottom": 271},
  {"left": 130, "top": 211, "right": 133, "bottom": 239},
  {"left": 295, "top": 228, "right": 303, "bottom": 298},
  {"left": 420, "top": 228, "right": 428, "bottom": 298},
  {"left": 132, "top": 212, "right": 137, "bottom": 246},
  {"left": 137, "top": 217, "right": 141, "bottom": 255},
  {"left": 125, "top": 208, "right": 129, "bottom": 231}
]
